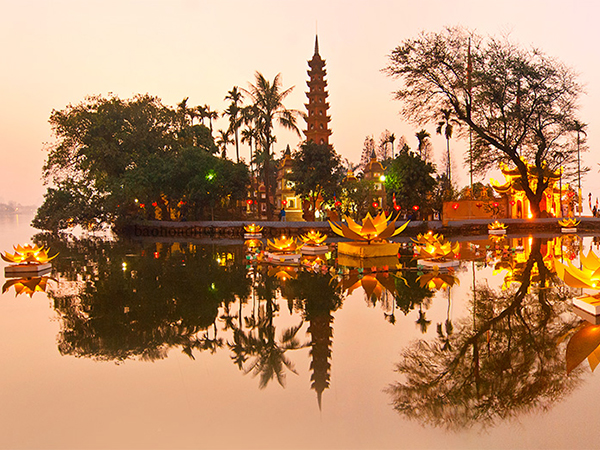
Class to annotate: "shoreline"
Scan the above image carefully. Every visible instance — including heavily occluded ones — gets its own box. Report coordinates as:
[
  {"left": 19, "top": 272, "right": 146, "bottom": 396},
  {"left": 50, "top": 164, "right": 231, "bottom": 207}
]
[{"left": 120, "top": 217, "right": 600, "bottom": 241}]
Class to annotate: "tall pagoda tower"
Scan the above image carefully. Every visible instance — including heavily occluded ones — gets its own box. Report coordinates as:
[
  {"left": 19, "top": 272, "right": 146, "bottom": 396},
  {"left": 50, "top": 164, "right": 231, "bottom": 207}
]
[{"left": 304, "top": 35, "right": 332, "bottom": 146}]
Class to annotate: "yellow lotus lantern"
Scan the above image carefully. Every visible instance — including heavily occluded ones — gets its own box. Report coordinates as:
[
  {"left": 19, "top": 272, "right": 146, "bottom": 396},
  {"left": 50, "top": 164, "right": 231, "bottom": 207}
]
[
  {"left": 300, "top": 230, "right": 327, "bottom": 246},
  {"left": 417, "top": 268, "right": 459, "bottom": 290},
  {"left": 244, "top": 223, "right": 263, "bottom": 234},
  {"left": 330, "top": 212, "right": 408, "bottom": 261},
  {"left": 244, "top": 223, "right": 263, "bottom": 239},
  {"left": 329, "top": 211, "right": 408, "bottom": 244},
  {"left": 2, "top": 276, "right": 55, "bottom": 298},
  {"left": 1, "top": 244, "right": 58, "bottom": 265},
  {"left": 267, "top": 236, "right": 303, "bottom": 253},
  {"left": 266, "top": 236, "right": 303, "bottom": 264},
  {"left": 559, "top": 217, "right": 580, "bottom": 233},
  {"left": 300, "top": 230, "right": 329, "bottom": 255},
  {"left": 488, "top": 221, "right": 507, "bottom": 235},
  {"left": 559, "top": 218, "right": 580, "bottom": 228},
  {"left": 413, "top": 233, "right": 460, "bottom": 266},
  {"left": 555, "top": 249, "right": 600, "bottom": 315},
  {"left": 2, "top": 244, "right": 58, "bottom": 276}
]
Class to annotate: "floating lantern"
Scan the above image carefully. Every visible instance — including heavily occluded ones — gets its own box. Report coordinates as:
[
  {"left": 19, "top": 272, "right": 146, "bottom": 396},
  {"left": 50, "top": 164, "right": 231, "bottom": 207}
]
[
  {"left": 412, "top": 232, "right": 460, "bottom": 267},
  {"left": 244, "top": 223, "right": 263, "bottom": 239},
  {"left": 488, "top": 220, "right": 507, "bottom": 235},
  {"left": 330, "top": 211, "right": 409, "bottom": 262},
  {"left": 555, "top": 249, "right": 600, "bottom": 315},
  {"left": 558, "top": 217, "right": 580, "bottom": 234},
  {"left": 300, "top": 231, "right": 329, "bottom": 255},
  {"left": 265, "top": 236, "right": 303, "bottom": 264},
  {"left": 1, "top": 244, "right": 58, "bottom": 276}
]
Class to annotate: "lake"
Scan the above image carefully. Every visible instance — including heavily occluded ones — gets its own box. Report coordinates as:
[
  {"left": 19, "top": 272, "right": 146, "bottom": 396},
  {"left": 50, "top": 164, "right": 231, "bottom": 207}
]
[{"left": 1, "top": 213, "right": 600, "bottom": 449}]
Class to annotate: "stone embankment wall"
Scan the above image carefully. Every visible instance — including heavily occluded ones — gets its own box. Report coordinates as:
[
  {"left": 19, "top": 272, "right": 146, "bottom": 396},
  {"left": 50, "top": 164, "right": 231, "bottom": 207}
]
[{"left": 119, "top": 217, "right": 600, "bottom": 241}]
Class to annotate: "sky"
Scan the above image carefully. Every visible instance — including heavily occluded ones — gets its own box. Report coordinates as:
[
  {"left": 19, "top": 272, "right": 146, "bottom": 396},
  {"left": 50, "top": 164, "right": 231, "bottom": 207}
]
[{"left": 2, "top": 0, "right": 600, "bottom": 207}]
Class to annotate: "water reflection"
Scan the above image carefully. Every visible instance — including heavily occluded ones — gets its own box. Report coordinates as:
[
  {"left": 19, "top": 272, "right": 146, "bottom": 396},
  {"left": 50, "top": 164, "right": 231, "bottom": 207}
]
[
  {"left": 28, "top": 232, "right": 596, "bottom": 428},
  {"left": 386, "top": 237, "right": 583, "bottom": 430}
]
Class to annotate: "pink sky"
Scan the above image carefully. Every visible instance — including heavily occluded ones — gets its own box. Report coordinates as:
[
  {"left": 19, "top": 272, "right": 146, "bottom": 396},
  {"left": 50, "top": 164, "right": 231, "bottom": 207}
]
[{"left": 1, "top": 0, "right": 599, "bottom": 206}]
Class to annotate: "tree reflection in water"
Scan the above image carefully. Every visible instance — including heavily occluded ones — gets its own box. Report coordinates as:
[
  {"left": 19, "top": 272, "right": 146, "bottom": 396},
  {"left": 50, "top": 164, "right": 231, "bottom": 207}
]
[
  {"left": 386, "top": 238, "right": 583, "bottom": 430},
  {"left": 34, "top": 233, "right": 251, "bottom": 362},
  {"left": 30, "top": 233, "right": 593, "bottom": 422}
]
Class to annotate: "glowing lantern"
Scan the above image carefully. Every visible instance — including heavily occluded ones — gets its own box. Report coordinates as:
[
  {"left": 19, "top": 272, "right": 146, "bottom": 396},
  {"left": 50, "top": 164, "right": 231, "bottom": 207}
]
[
  {"left": 246, "top": 199, "right": 253, "bottom": 205},
  {"left": 452, "top": 203, "right": 459, "bottom": 210},
  {"left": 300, "top": 231, "right": 328, "bottom": 246},
  {"left": 329, "top": 211, "right": 409, "bottom": 244},
  {"left": 1, "top": 244, "right": 58, "bottom": 265},
  {"left": 394, "top": 205, "right": 401, "bottom": 211},
  {"left": 413, "top": 205, "right": 419, "bottom": 211},
  {"left": 372, "top": 202, "right": 379, "bottom": 208}
]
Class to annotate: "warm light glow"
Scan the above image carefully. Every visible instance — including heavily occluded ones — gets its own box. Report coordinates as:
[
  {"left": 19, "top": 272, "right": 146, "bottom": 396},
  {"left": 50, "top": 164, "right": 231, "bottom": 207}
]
[
  {"left": 299, "top": 230, "right": 327, "bottom": 246},
  {"left": 244, "top": 223, "right": 263, "bottom": 233},
  {"left": 412, "top": 233, "right": 460, "bottom": 261},
  {"left": 379, "top": 175, "right": 386, "bottom": 182},
  {"left": 558, "top": 217, "right": 580, "bottom": 227},
  {"left": 1, "top": 244, "right": 58, "bottom": 265},
  {"left": 329, "top": 211, "right": 409, "bottom": 243},
  {"left": 488, "top": 221, "right": 507, "bottom": 230},
  {"left": 267, "top": 236, "right": 303, "bottom": 253}
]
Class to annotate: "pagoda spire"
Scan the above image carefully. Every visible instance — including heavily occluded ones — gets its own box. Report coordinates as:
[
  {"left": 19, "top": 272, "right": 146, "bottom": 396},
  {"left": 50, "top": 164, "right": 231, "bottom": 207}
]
[{"left": 304, "top": 35, "right": 332, "bottom": 146}]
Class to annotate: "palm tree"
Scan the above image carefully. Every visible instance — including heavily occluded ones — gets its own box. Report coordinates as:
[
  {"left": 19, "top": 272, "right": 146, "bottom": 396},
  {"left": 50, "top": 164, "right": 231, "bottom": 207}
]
[
  {"left": 224, "top": 87, "right": 244, "bottom": 163},
  {"left": 571, "top": 120, "right": 587, "bottom": 216},
  {"left": 202, "top": 104, "right": 219, "bottom": 133},
  {"left": 215, "top": 129, "right": 233, "bottom": 158},
  {"left": 244, "top": 72, "right": 301, "bottom": 220},
  {"left": 389, "top": 133, "right": 396, "bottom": 158},
  {"left": 415, "top": 129, "right": 430, "bottom": 159},
  {"left": 436, "top": 108, "right": 458, "bottom": 182}
]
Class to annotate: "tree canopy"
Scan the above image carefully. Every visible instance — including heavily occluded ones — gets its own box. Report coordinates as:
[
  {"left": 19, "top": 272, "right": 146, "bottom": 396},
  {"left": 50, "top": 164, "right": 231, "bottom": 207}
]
[
  {"left": 34, "top": 94, "right": 248, "bottom": 230},
  {"left": 289, "top": 141, "right": 342, "bottom": 212},
  {"left": 384, "top": 26, "right": 584, "bottom": 217}
]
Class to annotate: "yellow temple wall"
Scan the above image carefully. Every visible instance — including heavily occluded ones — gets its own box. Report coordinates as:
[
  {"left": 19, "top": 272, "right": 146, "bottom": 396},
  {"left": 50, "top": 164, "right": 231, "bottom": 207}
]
[{"left": 442, "top": 199, "right": 508, "bottom": 225}]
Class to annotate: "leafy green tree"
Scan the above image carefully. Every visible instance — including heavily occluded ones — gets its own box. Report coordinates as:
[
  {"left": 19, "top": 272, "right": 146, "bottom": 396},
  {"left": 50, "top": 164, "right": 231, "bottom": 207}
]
[
  {"left": 384, "top": 152, "right": 437, "bottom": 217},
  {"left": 34, "top": 94, "right": 246, "bottom": 230},
  {"left": 288, "top": 142, "right": 342, "bottom": 217},
  {"left": 244, "top": 72, "right": 302, "bottom": 220},
  {"left": 384, "top": 26, "right": 583, "bottom": 218}
]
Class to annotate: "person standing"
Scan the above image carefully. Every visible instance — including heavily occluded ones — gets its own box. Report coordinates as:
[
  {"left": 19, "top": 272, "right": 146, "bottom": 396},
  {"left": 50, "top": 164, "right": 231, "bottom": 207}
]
[{"left": 280, "top": 207, "right": 286, "bottom": 222}]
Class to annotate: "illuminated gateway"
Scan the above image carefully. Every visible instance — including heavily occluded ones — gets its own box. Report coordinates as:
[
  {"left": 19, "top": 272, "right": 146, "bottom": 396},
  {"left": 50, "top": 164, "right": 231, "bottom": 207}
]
[{"left": 490, "top": 163, "right": 573, "bottom": 218}]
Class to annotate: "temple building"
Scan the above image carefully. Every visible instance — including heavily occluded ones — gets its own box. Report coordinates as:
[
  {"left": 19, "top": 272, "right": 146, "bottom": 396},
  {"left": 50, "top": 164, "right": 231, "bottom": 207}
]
[
  {"left": 490, "top": 163, "right": 573, "bottom": 218},
  {"left": 304, "top": 35, "right": 332, "bottom": 146},
  {"left": 362, "top": 150, "right": 386, "bottom": 210},
  {"left": 275, "top": 146, "right": 303, "bottom": 221}
]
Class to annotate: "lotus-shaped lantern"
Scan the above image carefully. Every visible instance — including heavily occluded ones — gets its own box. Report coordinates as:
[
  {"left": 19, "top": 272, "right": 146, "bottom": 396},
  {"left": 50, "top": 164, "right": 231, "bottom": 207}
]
[
  {"left": 244, "top": 223, "right": 263, "bottom": 234},
  {"left": 329, "top": 212, "right": 409, "bottom": 244},
  {"left": 554, "top": 249, "right": 600, "bottom": 290},
  {"left": 417, "top": 268, "right": 459, "bottom": 290},
  {"left": 1, "top": 244, "right": 58, "bottom": 265},
  {"left": 267, "top": 236, "right": 303, "bottom": 253},
  {"left": 413, "top": 233, "right": 460, "bottom": 261},
  {"left": 2, "top": 276, "right": 55, "bottom": 298},
  {"left": 566, "top": 323, "right": 600, "bottom": 374},
  {"left": 559, "top": 218, "right": 580, "bottom": 234},
  {"left": 488, "top": 221, "right": 507, "bottom": 230},
  {"left": 300, "top": 230, "right": 327, "bottom": 246}
]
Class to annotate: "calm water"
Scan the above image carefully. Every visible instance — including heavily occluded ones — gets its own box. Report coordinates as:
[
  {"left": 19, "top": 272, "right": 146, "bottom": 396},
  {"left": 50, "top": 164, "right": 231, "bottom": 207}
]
[{"left": 1, "top": 214, "right": 600, "bottom": 449}]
